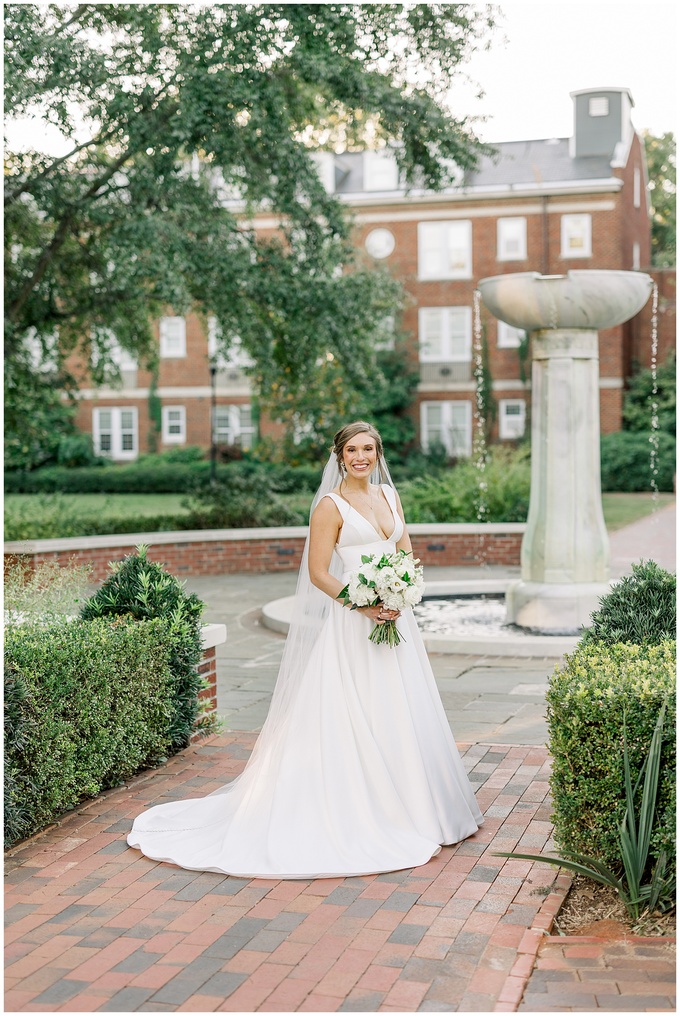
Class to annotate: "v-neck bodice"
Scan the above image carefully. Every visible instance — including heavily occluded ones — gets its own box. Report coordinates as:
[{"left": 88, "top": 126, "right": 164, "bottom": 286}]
[{"left": 323, "top": 484, "right": 404, "bottom": 576}]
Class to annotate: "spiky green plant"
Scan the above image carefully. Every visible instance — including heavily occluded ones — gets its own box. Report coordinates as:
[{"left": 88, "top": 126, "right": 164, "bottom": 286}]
[{"left": 496, "top": 700, "right": 674, "bottom": 920}]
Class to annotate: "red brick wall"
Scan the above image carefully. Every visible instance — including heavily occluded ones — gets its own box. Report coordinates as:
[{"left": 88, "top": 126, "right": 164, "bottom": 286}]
[
  {"left": 195, "top": 646, "right": 218, "bottom": 729},
  {"left": 5, "top": 528, "right": 523, "bottom": 583},
  {"left": 631, "top": 268, "right": 676, "bottom": 370}
]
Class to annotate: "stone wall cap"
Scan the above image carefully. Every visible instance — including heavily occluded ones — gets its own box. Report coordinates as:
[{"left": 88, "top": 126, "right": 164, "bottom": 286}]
[
  {"left": 202, "top": 622, "right": 227, "bottom": 650},
  {"left": 4, "top": 522, "right": 525, "bottom": 556}
]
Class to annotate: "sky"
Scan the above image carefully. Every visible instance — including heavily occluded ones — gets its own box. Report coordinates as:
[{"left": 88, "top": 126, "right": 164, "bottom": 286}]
[
  {"left": 448, "top": 1, "right": 678, "bottom": 142},
  {"left": 6, "top": 1, "right": 678, "bottom": 155}
]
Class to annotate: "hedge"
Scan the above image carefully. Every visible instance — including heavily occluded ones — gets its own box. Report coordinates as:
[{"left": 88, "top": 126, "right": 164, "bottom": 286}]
[
  {"left": 600, "top": 431, "right": 676, "bottom": 492},
  {"left": 546, "top": 640, "right": 676, "bottom": 878},
  {"left": 4, "top": 459, "right": 322, "bottom": 495},
  {"left": 4, "top": 617, "right": 174, "bottom": 847},
  {"left": 80, "top": 545, "right": 205, "bottom": 751}
]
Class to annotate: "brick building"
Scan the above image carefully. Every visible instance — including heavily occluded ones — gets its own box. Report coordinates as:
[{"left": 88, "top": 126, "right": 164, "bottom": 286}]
[{"left": 72, "top": 86, "right": 666, "bottom": 461}]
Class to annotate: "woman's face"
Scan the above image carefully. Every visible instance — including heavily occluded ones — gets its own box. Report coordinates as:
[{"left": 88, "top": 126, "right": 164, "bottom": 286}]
[{"left": 341, "top": 432, "right": 378, "bottom": 480}]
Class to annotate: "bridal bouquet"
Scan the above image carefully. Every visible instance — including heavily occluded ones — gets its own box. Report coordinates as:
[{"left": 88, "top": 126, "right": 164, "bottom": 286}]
[{"left": 337, "top": 549, "right": 425, "bottom": 647}]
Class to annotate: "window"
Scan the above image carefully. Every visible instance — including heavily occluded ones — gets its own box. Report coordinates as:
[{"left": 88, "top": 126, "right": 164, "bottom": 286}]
[
  {"left": 418, "top": 307, "right": 472, "bottom": 362},
  {"left": 417, "top": 220, "right": 472, "bottom": 280},
  {"left": 93, "top": 407, "right": 138, "bottom": 460},
  {"left": 159, "top": 316, "right": 186, "bottom": 358},
  {"left": 632, "top": 242, "right": 641, "bottom": 271},
  {"left": 363, "top": 150, "right": 399, "bottom": 191},
  {"left": 214, "top": 404, "right": 255, "bottom": 449},
  {"left": 420, "top": 401, "right": 472, "bottom": 457},
  {"left": 311, "top": 152, "right": 335, "bottom": 193},
  {"left": 374, "top": 315, "right": 396, "bottom": 352},
  {"left": 162, "top": 405, "right": 186, "bottom": 444},
  {"left": 633, "top": 166, "right": 641, "bottom": 208},
  {"left": 589, "top": 97, "right": 609, "bottom": 117},
  {"left": 499, "top": 399, "right": 526, "bottom": 439},
  {"left": 24, "top": 328, "right": 58, "bottom": 372},
  {"left": 207, "top": 317, "right": 253, "bottom": 369},
  {"left": 497, "top": 321, "right": 525, "bottom": 349},
  {"left": 91, "top": 328, "right": 137, "bottom": 373},
  {"left": 497, "top": 217, "right": 527, "bottom": 261},
  {"left": 560, "top": 214, "right": 592, "bottom": 258}
]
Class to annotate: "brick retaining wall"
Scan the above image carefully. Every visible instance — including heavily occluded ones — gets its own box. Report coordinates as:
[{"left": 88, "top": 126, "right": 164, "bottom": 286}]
[{"left": 4, "top": 523, "right": 525, "bottom": 582}]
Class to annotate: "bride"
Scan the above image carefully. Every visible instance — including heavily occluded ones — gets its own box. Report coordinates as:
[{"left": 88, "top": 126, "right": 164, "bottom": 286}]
[{"left": 128, "top": 421, "right": 484, "bottom": 878}]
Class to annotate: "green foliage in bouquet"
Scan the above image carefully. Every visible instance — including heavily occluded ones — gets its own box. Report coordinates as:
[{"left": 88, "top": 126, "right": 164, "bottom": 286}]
[{"left": 80, "top": 545, "right": 205, "bottom": 750}]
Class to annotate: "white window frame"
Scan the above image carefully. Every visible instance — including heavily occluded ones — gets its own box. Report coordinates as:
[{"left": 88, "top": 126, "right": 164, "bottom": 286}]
[
  {"left": 497, "top": 321, "right": 525, "bottom": 349},
  {"left": 208, "top": 316, "right": 253, "bottom": 369},
  {"left": 24, "top": 327, "right": 59, "bottom": 372},
  {"left": 499, "top": 399, "right": 526, "bottom": 440},
  {"left": 420, "top": 400, "right": 472, "bottom": 457},
  {"left": 91, "top": 328, "right": 137, "bottom": 372},
  {"left": 418, "top": 307, "right": 472, "bottom": 363},
  {"left": 92, "top": 407, "right": 138, "bottom": 461},
  {"left": 497, "top": 217, "right": 527, "bottom": 261},
  {"left": 374, "top": 315, "right": 396, "bottom": 352},
  {"left": 632, "top": 242, "right": 641, "bottom": 271},
  {"left": 213, "top": 404, "right": 255, "bottom": 449},
  {"left": 633, "top": 166, "right": 641, "bottom": 208},
  {"left": 162, "top": 405, "right": 186, "bottom": 445},
  {"left": 159, "top": 316, "right": 187, "bottom": 358},
  {"left": 417, "top": 220, "right": 472, "bottom": 280},
  {"left": 560, "top": 214, "right": 592, "bottom": 259},
  {"left": 363, "top": 150, "right": 399, "bottom": 191}
]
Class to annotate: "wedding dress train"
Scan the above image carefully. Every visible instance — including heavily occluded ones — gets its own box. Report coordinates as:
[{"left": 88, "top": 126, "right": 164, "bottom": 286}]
[{"left": 127, "top": 483, "right": 484, "bottom": 878}]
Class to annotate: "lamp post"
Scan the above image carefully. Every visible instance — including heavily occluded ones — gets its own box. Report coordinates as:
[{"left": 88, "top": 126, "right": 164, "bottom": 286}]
[{"left": 209, "top": 363, "right": 217, "bottom": 485}]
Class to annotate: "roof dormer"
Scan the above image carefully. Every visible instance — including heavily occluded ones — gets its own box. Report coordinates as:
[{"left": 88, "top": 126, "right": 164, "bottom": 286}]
[{"left": 570, "top": 87, "right": 635, "bottom": 163}]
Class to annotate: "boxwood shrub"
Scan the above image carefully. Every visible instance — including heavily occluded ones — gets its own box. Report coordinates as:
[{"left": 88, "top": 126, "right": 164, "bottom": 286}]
[
  {"left": 546, "top": 640, "right": 676, "bottom": 878},
  {"left": 80, "top": 546, "right": 205, "bottom": 751},
  {"left": 580, "top": 560, "right": 676, "bottom": 647},
  {"left": 4, "top": 617, "right": 174, "bottom": 847}
]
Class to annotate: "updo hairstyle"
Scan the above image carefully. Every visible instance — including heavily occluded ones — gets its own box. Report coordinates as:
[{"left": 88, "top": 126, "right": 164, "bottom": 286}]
[{"left": 332, "top": 421, "right": 386, "bottom": 480}]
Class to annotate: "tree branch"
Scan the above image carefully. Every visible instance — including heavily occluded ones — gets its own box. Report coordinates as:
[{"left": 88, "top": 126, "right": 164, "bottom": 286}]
[{"left": 4, "top": 126, "right": 120, "bottom": 206}]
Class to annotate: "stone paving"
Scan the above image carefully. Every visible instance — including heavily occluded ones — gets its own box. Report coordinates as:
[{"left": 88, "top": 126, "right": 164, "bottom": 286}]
[
  {"left": 5, "top": 503, "right": 676, "bottom": 1012},
  {"left": 517, "top": 936, "right": 676, "bottom": 1012},
  {"left": 188, "top": 568, "right": 561, "bottom": 747},
  {"left": 5, "top": 736, "right": 559, "bottom": 1013}
]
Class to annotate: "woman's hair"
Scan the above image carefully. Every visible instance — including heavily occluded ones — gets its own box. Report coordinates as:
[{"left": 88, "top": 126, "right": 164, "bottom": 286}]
[{"left": 332, "top": 421, "right": 385, "bottom": 475}]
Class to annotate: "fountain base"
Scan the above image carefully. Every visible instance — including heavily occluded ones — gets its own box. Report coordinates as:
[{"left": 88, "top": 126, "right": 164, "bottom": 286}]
[{"left": 505, "top": 578, "right": 612, "bottom": 635}]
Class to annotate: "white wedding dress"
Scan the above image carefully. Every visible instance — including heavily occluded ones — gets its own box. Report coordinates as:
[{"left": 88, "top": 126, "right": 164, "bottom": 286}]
[{"left": 128, "top": 484, "right": 483, "bottom": 878}]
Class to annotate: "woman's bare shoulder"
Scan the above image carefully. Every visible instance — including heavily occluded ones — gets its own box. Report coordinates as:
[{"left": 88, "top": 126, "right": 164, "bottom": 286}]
[{"left": 311, "top": 493, "right": 342, "bottom": 520}]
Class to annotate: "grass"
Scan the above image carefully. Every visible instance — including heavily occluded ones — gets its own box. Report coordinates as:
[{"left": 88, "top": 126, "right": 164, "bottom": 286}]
[
  {"left": 4, "top": 493, "right": 190, "bottom": 519},
  {"left": 4, "top": 491, "right": 674, "bottom": 540},
  {"left": 601, "top": 493, "right": 675, "bottom": 531}
]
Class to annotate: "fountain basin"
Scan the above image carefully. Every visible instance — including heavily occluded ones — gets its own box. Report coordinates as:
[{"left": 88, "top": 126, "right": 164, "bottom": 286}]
[
  {"left": 262, "top": 582, "right": 580, "bottom": 658},
  {"left": 477, "top": 270, "right": 653, "bottom": 332}
]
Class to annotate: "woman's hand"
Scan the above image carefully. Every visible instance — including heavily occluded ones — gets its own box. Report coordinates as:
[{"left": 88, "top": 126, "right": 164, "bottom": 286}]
[{"left": 359, "top": 603, "right": 401, "bottom": 624}]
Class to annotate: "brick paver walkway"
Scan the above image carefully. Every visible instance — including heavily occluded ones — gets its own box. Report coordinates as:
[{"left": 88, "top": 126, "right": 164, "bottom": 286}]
[
  {"left": 6, "top": 735, "right": 559, "bottom": 1013},
  {"left": 517, "top": 935, "right": 676, "bottom": 1012}
]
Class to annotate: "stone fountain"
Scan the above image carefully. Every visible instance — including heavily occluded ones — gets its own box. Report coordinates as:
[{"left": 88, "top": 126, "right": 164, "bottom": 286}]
[{"left": 477, "top": 270, "right": 654, "bottom": 634}]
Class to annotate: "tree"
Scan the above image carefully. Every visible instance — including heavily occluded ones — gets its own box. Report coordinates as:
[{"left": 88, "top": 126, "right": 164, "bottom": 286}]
[
  {"left": 643, "top": 130, "right": 676, "bottom": 268},
  {"left": 4, "top": 4, "right": 496, "bottom": 465}
]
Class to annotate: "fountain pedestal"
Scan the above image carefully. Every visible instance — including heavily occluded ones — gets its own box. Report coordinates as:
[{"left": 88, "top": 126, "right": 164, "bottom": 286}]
[{"left": 478, "top": 271, "right": 653, "bottom": 634}]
